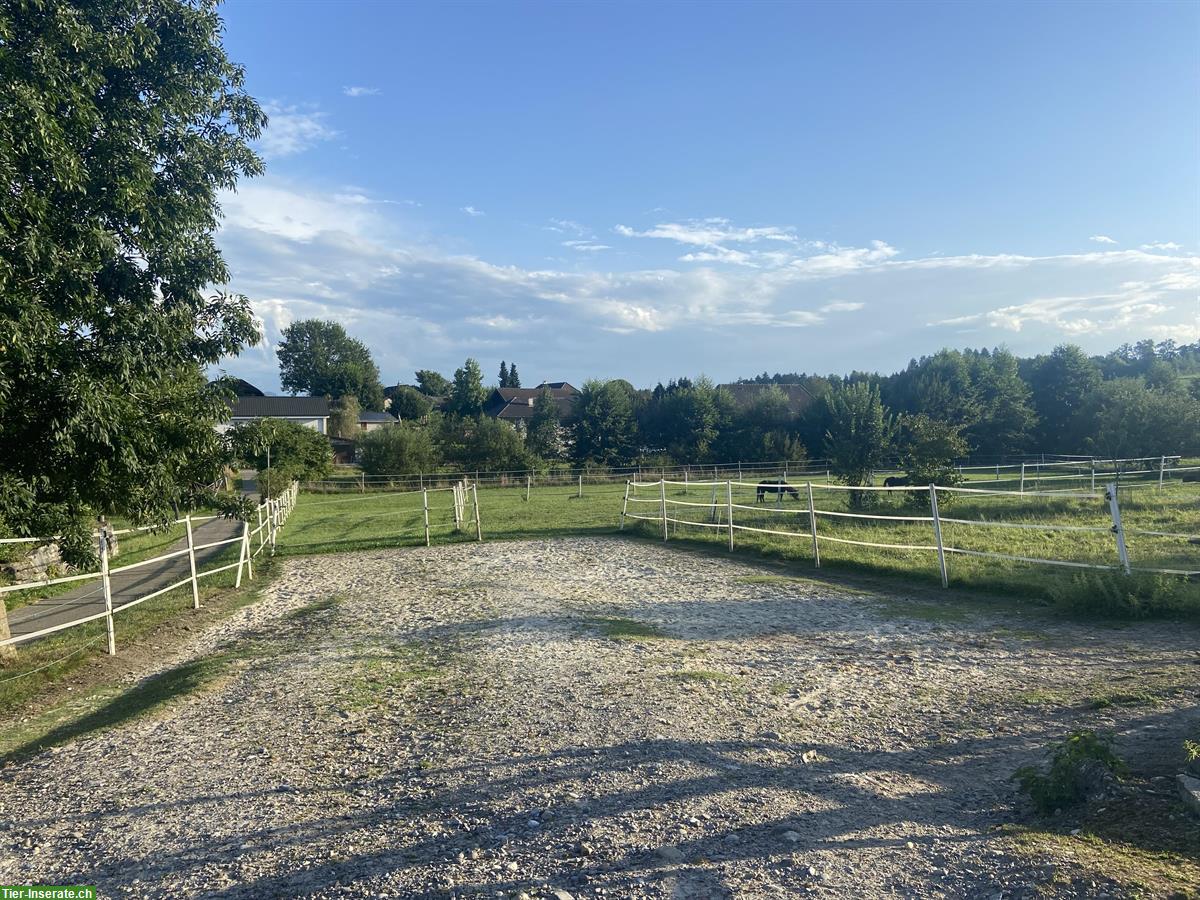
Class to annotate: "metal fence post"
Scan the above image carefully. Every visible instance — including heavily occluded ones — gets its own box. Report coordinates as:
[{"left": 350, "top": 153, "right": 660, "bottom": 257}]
[
  {"left": 726, "top": 480, "right": 734, "bottom": 551},
  {"left": 422, "top": 488, "right": 431, "bottom": 547},
  {"left": 930, "top": 484, "right": 948, "bottom": 588},
  {"left": 473, "top": 483, "right": 483, "bottom": 541},
  {"left": 620, "top": 482, "right": 630, "bottom": 530},
  {"left": 660, "top": 480, "right": 668, "bottom": 541},
  {"left": 185, "top": 515, "right": 200, "bottom": 609},
  {"left": 99, "top": 530, "right": 116, "bottom": 655},
  {"left": 1106, "top": 482, "right": 1131, "bottom": 575},
  {"left": 806, "top": 482, "right": 820, "bottom": 568}
]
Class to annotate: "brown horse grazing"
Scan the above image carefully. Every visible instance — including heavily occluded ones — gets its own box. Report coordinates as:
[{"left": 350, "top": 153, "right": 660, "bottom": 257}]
[
  {"left": 883, "top": 476, "right": 911, "bottom": 487},
  {"left": 757, "top": 480, "right": 800, "bottom": 502}
]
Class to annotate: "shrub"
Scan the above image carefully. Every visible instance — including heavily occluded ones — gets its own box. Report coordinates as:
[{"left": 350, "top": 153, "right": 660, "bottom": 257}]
[
  {"left": 229, "top": 418, "right": 333, "bottom": 498},
  {"left": 1046, "top": 571, "right": 1200, "bottom": 620},
  {"left": 359, "top": 424, "right": 439, "bottom": 478},
  {"left": 1014, "top": 730, "right": 1126, "bottom": 816}
]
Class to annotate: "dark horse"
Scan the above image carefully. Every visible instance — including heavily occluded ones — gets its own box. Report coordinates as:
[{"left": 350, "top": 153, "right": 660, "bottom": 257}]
[
  {"left": 883, "top": 475, "right": 911, "bottom": 487},
  {"left": 757, "top": 479, "right": 800, "bottom": 502}
]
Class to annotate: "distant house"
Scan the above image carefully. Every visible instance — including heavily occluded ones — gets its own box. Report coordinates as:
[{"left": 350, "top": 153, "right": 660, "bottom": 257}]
[
  {"left": 483, "top": 382, "right": 580, "bottom": 425},
  {"left": 719, "top": 383, "right": 815, "bottom": 416},
  {"left": 219, "top": 395, "right": 331, "bottom": 434},
  {"left": 357, "top": 410, "right": 395, "bottom": 433}
]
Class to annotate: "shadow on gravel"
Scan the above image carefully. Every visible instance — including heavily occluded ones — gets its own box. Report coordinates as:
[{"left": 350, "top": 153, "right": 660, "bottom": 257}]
[{"left": 44, "top": 701, "right": 1199, "bottom": 898}]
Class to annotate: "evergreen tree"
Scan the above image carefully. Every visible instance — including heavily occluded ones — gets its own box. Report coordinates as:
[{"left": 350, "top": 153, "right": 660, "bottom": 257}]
[
  {"left": 498, "top": 361, "right": 509, "bottom": 388},
  {"left": 508, "top": 363, "right": 521, "bottom": 388},
  {"left": 527, "top": 387, "right": 563, "bottom": 459}
]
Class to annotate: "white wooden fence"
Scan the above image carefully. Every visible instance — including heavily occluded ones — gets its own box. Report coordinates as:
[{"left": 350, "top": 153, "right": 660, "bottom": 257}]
[
  {"left": 0, "top": 482, "right": 299, "bottom": 654},
  {"left": 620, "top": 478, "right": 1199, "bottom": 585}
]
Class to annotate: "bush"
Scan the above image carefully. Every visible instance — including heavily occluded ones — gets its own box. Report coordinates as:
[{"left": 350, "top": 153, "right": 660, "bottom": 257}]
[
  {"left": 229, "top": 418, "right": 333, "bottom": 498},
  {"left": 359, "top": 424, "right": 439, "bottom": 478},
  {"left": 1014, "top": 730, "right": 1125, "bottom": 816},
  {"left": 1046, "top": 571, "right": 1200, "bottom": 620}
]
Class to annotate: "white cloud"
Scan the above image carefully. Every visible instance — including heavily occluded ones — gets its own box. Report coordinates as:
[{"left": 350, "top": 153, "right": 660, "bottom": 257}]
[
  {"left": 257, "top": 102, "right": 336, "bottom": 158},
  {"left": 563, "top": 240, "right": 611, "bottom": 252},
  {"left": 213, "top": 179, "right": 1200, "bottom": 388},
  {"left": 1140, "top": 241, "right": 1182, "bottom": 251},
  {"left": 1089, "top": 234, "right": 1118, "bottom": 245},
  {"left": 462, "top": 206, "right": 485, "bottom": 217},
  {"left": 342, "top": 86, "right": 381, "bottom": 97}
]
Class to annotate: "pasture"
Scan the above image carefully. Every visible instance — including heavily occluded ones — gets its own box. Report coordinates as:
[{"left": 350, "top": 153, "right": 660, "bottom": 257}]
[
  {"left": 2, "top": 539, "right": 1196, "bottom": 897},
  {"left": 276, "top": 478, "right": 1200, "bottom": 617}
]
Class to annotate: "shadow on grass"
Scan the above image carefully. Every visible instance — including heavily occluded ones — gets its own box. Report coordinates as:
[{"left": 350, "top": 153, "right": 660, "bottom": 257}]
[{"left": 2, "top": 649, "right": 250, "bottom": 763}]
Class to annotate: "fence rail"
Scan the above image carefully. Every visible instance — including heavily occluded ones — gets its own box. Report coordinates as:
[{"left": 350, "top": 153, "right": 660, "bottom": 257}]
[
  {"left": 301, "top": 453, "right": 1195, "bottom": 495},
  {"left": 0, "top": 483, "right": 300, "bottom": 653},
  {"left": 621, "top": 478, "right": 1199, "bottom": 585}
]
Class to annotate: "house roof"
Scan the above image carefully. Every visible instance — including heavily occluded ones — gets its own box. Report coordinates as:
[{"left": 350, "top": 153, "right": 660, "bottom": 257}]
[
  {"left": 357, "top": 411, "right": 394, "bottom": 423},
  {"left": 230, "top": 396, "right": 330, "bottom": 418},
  {"left": 483, "top": 385, "right": 578, "bottom": 421}
]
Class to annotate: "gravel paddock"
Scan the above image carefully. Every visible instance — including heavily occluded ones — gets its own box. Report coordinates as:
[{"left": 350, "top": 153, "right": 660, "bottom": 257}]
[{"left": 1, "top": 537, "right": 1197, "bottom": 898}]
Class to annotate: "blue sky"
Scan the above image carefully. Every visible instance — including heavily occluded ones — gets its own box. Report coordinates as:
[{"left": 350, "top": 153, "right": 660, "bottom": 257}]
[{"left": 213, "top": 0, "right": 1199, "bottom": 392}]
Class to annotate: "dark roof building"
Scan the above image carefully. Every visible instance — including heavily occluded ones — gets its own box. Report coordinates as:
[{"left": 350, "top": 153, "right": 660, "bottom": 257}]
[
  {"left": 222, "top": 396, "right": 331, "bottom": 434},
  {"left": 483, "top": 382, "right": 579, "bottom": 422}
]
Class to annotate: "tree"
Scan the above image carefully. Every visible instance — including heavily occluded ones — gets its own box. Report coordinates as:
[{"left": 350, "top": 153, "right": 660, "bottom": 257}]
[
  {"left": 415, "top": 369, "right": 450, "bottom": 397},
  {"left": 439, "top": 416, "right": 535, "bottom": 471},
  {"left": 823, "top": 382, "right": 894, "bottom": 506},
  {"left": 526, "top": 387, "right": 564, "bottom": 459},
  {"left": 228, "top": 419, "right": 333, "bottom": 499},
  {"left": 574, "top": 379, "right": 638, "bottom": 465},
  {"left": 388, "top": 386, "right": 433, "bottom": 421},
  {"left": 642, "top": 377, "right": 732, "bottom": 462},
  {"left": 329, "top": 394, "right": 360, "bottom": 439},
  {"left": 899, "top": 414, "right": 968, "bottom": 486},
  {"left": 498, "top": 361, "right": 509, "bottom": 388},
  {"left": 1027, "top": 345, "right": 1101, "bottom": 451},
  {"left": 0, "top": 0, "right": 264, "bottom": 584},
  {"left": 277, "top": 319, "right": 384, "bottom": 410},
  {"left": 359, "top": 424, "right": 439, "bottom": 478},
  {"left": 447, "top": 358, "right": 488, "bottom": 417},
  {"left": 1083, "top": 379, "right": 1200, "bottom": 460},
  {"left": 508, "top": 363, "right": 521, "bottom": 388}
]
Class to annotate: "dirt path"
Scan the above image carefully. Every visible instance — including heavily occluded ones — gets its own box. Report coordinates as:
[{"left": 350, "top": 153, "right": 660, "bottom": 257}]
[{"left": 0, "top": 537, "right": 1196, "bottom": 898}]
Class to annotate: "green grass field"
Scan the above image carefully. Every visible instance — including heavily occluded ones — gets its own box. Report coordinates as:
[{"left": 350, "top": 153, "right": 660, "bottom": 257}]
[{"left": 276, "top": 477, "right": 1199, "bottom": 616}]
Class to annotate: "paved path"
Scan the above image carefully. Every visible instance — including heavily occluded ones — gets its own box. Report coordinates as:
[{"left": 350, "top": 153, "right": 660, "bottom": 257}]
[{"left": 6, "top": 516, "right": 248, "bottom": 641}]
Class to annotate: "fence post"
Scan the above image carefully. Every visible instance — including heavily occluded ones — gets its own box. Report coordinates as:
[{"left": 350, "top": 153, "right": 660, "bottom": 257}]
[
  {"left": 1159, "top": 456, "right": 1166, "bottom": 489},
  {"left": 473, "top": 483, "right": 483, "bottom": 541},
  {"left": 1106, "top": 482, "right": 1131, "bottom": 575},
  {"left": 99, "top": 530, "right": 116, "bottom": 655},
  {"left": 683, "top": 469, "right": 688, "bottom": 494},
  {"left": 660, "top": 480, "right": 668, "bottom": 541},
  {"left": 1091, "top": 464, "right": 1096, "bottom": 493},
  {"left": 235, "top": 520, "right": 250, "bottom": 588},
  {"left": 620, "top": 482, "right": 630, "bottom": 530},
  {"left": 929, "top": 484, "right": 948, "bottom": 588},
  {"left": 1019, "top": 463, "right": 1026, "bottom": 493},
  {"left": 806, "top": 482, "right": 820, "bottom": 568},
  {"left": 270, "top": 499, "right": 278, "bottom": 555},
  {"left": 256, "top": 503, "right": 264, "bottom": 554},
  {"left": 526, "top": 474, "right": 531, "bottom": 503},
  {"left": 185, "top": 515, "right": 200, "bottom": 609},
  {"left": 726, "top": 480, "right": 734, "bottom": 551},
  {"left": 422, "top": 488, "right": 431, "bottom": 547},
  {"left": 578, "top": 473, "right": 583, "bottom": 499}
]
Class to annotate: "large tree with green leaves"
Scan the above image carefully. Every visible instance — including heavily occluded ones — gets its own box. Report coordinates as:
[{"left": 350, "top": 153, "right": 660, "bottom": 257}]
[
  {"left": 447, "top": 358, "right": 487, "bottom": 417},
  {"left": 414, "top": 369, "right": 450, "bottom": 397},
  {"left": 0, "top": 0, "right": 265, "bottom": 569},
  {"left": 823, "top": 381, "right": 895, "bottom": 506},
  {"left": 277, "top": 319, "right": 384, "bottom": 410},
  {"left": 574, "top": 379, "right": 638, "bottom": 465}
]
